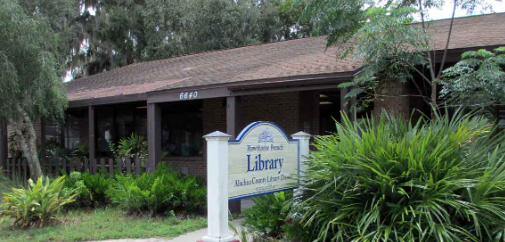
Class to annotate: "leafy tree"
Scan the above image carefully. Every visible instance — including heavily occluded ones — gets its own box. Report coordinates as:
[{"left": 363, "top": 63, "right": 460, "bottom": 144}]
[
  {"left": 302, "top": 0, "right": 496, "bottom": 116},
  {"left": 20, "top": 0, "right": 97, "bottom": 77},
  {"left": 141, "top": 0, "right": 187, "bottom": 60},
  {"left": 16, "top": 0, "right": 314, "bottom": 78},
  {"left": 302, "top": 0, "right": 369, "bottom": 48},
  {"left": 258, "top": 0, "right": 282, "bottom": 42},
  {"left": 276, "top": 0, "right": 312, "bottom": 40},
  {"left": 181, "top": 0, "right": 263, "bottom": 53},
  {"left": 73, "top": 0, "right": 274, "bottom": 76},
  {"left": 339, "top": 6, "right": 430, "bottom": 108},
  {"left": 0, "top": 0, "right": 68, "bottom": 179},
  {"left": 441, "top": 47, "right": 505, "bottom": 120},
  {"left": 80, "top": 0, "right": 147, "bottom": 76},
  {"left": 259, "top": 0, "right": 312, "bottom": 42}
]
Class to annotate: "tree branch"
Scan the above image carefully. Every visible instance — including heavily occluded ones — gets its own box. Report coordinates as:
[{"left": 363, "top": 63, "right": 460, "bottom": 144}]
[
  {"left": 436, "top": 0, "right": 457, "bottom": 79},
  {"left": 418, "top": 0, "right": 436, "bottom": 81},
  {"left": 400, "top": 59, "right": 432, "bottom": 85}
]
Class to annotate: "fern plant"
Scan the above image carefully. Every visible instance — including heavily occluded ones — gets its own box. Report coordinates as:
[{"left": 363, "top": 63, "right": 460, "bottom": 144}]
[
  {"left": 61, "top": 171, "right": 111, "bottom": 208},
  {"left": 82, "top": 172, "right": 110, "bottom": 206},
  {"left": 61, "top": 171, "right": 89, "bottom": 208},
  {"left": 107, "top": 164, "right": 206, "bottom": 215}
]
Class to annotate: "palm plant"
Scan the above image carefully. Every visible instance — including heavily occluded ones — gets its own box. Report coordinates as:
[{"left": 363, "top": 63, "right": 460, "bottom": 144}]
[
  {"left": 71, "top": 144, "right": 89, "bottom": 158},
  {"left": 295, "top": 110, "right": 505, "bottom": 241},
  {"left": 116, "top": 133, "right": 148, "bottom": 161}
]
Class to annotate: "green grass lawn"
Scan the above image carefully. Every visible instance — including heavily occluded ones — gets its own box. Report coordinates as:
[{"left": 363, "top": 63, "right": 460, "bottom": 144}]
[{"left": 0, "top": 207, "right": 207, "bottom": 242}]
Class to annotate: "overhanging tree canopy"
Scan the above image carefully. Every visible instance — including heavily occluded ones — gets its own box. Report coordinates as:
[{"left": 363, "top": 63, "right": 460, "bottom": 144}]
[
  {"left": 302, "top": 0, "right": 498, "bottom": 118},
  {"left": 0, "top": 0, "right": 68, "bottom": 179}
]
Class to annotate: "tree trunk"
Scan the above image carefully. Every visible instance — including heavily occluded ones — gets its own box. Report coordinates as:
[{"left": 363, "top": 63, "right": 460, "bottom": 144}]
[
  {"left": 431, "top": 81, "right": 437, "bottom": 119},
  {"left": 10, "top": 111, "right": 43, "bottom": 180},
  {"left": 26, "top": 121, "right": 43, "bottom": 180},
  {"left": 374, "top": 79, "right": 411, "bottom": 120}
]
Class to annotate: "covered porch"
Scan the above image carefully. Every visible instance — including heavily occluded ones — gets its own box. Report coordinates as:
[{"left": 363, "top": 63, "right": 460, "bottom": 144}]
[{"left": 65, "top": 76, "right": 356, "bottom": 178}]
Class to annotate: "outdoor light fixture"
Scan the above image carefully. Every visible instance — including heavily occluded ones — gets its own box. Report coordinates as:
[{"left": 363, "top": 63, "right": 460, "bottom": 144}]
[
  {"left": 319, "top": 101, "right": 333, "bottom": 105},
  {"left": 319, "top": 94, "right": 328, "bottom": 98},
  {"left": 136, "top": 106, "right": 147, "bottom": 109}
]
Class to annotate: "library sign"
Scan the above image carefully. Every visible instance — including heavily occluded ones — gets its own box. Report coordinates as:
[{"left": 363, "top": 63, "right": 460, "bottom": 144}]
[
  {"left": 200, "top": 122, "right": 310, "bottom": 242},
  {"left": 228, "top": 122, "right": 299, "bottom": 200}
]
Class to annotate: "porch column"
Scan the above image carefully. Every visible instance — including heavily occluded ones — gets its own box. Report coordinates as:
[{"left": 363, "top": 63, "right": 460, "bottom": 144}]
[
  {"left": 88, "top": 106, "right": 96, "bottom": 169},
  {"left": 0, "top": 120, "right": 7, "bottom": 168},
  {"left": 226, "top": 96, "right": 241, "bottom": 213},
  {"left": 340, "top": 87, "right": 356, "bottom": 123},
  {"left": 147, "top": 103, "right": 161, "bottom": 173}
]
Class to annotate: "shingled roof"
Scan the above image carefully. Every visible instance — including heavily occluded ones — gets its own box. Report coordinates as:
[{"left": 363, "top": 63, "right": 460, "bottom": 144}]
[{"left": 67, "top": 13, "right": 505, "bottom": 102}]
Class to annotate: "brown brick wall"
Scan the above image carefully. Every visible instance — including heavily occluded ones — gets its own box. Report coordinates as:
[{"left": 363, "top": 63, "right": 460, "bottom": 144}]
[
  {"left": 161, "top": 156, "right": 206, "bottom": 178},
  {"left": 202, "top": 98, "right": 227, "bottom": 135},
  {"left": 239, "top": 92, "right": 300, "bottom": 136},
  {"left": 183, "top": 92, "right": 301, "bottom": 178}
]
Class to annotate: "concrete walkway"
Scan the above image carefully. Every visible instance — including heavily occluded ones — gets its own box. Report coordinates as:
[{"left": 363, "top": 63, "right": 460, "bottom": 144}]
[{"left": 167, "top": 219, "right": 242, "bottom": 242}]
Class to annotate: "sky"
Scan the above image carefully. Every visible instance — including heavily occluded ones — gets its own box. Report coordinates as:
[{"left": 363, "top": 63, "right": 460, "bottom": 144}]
[{"left": 423, "top": 0, "right": 505, "bottom": 20}]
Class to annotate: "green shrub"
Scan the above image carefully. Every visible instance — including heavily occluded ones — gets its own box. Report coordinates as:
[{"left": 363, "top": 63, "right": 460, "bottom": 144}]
[
  {"left": 294, "top": 111, "right": 505, "bottom": 241},
  {"left": 242, "top": 191, "right": 292, "bottom": 239},
  {"left": 82, "top": 172, "right": 110, "bottom": 206},
  {"left": 0, "top": 176, "right": 76, "bottom": 228},
  {"left": 62, "top": 171, "right": 111, "bottom": 208},
  {"left": 107, "top": 164, "right": 206, "bottom": 215},
  {"left": 61, "top": 171, "right": 89, "bottom": 207}
]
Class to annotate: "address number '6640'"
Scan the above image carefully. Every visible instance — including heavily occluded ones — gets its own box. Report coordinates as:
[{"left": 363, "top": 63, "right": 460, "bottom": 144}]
[{"left": 179, "top": 91, "right": 198, "bottom": 100}]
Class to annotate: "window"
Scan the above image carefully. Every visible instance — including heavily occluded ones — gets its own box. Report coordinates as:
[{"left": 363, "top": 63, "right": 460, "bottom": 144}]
[
  {"left": 95, "top": 103, "right": 148, "bottom": 157},
  {"left": 161, "top": 100, "right": 203, "bottom": 157},
  {"left": 44, "top": 112, "right": 84, "bottom": 149}
]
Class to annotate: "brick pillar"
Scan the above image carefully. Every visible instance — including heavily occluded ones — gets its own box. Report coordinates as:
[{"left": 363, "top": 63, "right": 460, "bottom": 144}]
[{"left": 373, "top": 80, "right": 410, "bottom": 119}]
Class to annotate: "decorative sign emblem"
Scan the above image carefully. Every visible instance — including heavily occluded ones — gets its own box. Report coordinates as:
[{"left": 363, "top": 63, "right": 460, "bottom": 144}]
[
  {"left": 228, "top": 121, "right": 299, "bottom": 200},
  {"left": 258, "top": 129, "right": 273, "bottom": 143}
]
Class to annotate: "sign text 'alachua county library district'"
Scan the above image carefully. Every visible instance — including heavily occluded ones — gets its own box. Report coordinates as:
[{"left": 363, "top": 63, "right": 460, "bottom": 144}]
[{"left": 228, "top": 121, "right": 299, "bottom": 200}]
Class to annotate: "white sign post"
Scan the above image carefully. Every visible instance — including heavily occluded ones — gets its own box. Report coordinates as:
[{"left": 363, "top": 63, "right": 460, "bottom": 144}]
[
  {"left": 200, "top": 122, "right": 310, "bottom": 242},
  {"left": 201, "top": 131, "right": 235, "bottom": 242}
]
